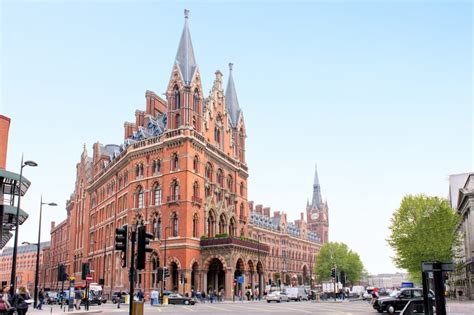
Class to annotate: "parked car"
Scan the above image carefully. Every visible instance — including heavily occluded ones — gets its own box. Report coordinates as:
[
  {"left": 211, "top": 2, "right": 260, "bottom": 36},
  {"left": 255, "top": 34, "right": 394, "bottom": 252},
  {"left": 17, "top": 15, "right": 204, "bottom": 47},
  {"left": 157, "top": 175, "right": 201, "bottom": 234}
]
[
  {"left": 266, "top": 291, "right": 289, "bottom": 303},
  {"left": 45, "top": 291, "right": 59, "bottom": 304},
  {"left": 166, "top": 293, "right": 195, "bottom": 305},
  {"left": 372, "top": 288, "right": 434, "bottom": 314}
]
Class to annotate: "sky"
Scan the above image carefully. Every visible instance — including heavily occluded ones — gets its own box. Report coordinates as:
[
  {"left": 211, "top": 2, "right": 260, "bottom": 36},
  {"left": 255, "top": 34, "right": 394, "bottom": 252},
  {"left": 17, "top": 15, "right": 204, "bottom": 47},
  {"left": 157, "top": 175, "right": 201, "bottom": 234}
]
[{"left": 1, "top": 0, "right": 472, "bottom": 275}]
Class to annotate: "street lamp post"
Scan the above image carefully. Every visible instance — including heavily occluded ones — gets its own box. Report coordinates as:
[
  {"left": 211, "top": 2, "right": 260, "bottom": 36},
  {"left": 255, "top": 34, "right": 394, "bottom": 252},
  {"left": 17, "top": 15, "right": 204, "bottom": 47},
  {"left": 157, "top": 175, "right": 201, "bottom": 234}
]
[
  {"left": 33, "top": 197, "right": 57, "bottom": 308},
  {"left": 257, "top": 233, "right": 262, "bottom": 300},
  {"left": 161, "top": 226, "right": 171, "bottom": 298},
  {"left": 10, "top": 156, "right": 37, "bottom": 297}
]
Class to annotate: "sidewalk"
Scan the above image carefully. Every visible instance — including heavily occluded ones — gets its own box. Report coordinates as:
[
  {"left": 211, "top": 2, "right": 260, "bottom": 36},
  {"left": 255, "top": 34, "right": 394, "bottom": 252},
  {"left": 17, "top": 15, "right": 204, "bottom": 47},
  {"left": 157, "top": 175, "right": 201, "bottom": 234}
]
[{"left": 29, "top": 306, "right": 102, "bottom": 315}]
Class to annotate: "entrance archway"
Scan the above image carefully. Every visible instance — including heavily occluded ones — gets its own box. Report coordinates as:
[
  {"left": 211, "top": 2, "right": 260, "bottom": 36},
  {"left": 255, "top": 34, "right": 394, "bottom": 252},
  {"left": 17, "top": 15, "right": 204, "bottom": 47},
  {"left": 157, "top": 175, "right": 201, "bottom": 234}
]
[
  {"left": 170, "top": 262, "right": 179, "bottom": 291},
  {"left": 247, "top": 260, "right": 255, "bottom": 289},
  {"left": 191, "top": 262, "right": 199, "bottom": 291},
  {"left": 302, "top": 265, "right": 308, "bottom": 285},
  {"left": 256, "top": 261, "right": 264, "bottom": 297},
  {"left": 207, "top": 258, "right": 225, "bottom": 293},
  {"left": 234, "top": 258, "right": 244, "bottom": 296}
]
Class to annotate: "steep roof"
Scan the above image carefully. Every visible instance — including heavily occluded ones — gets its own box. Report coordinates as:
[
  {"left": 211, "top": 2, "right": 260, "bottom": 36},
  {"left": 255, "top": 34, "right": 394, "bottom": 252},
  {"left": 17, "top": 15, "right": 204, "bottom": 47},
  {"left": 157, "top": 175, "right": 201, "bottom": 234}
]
[
  {"left": 311, "top": 163, "right": 322, "bottom": 208},
  {"left": 225, "top": 63, "right": 241, "bottom": 128},
  {"left": 174, "top": 9, "right": 197, "bottom": 85}
]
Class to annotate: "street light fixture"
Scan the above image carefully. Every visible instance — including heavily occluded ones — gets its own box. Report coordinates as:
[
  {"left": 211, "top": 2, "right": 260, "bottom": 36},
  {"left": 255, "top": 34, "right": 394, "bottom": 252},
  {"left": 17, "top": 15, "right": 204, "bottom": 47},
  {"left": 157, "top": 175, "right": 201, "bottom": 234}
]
[
  {"left": 33, "top": 197, "right": 57, "bottom": 308},
  {"left": 10, "top": 155, "right": 37, "bottom": 297}
]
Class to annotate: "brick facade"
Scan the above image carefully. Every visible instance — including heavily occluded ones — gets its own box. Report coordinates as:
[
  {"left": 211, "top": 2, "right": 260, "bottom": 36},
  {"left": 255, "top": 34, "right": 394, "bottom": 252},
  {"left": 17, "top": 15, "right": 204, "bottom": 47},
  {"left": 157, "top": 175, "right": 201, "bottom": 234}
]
[{"left": 42, "top": 11, "right": 329, "bottom": 299}]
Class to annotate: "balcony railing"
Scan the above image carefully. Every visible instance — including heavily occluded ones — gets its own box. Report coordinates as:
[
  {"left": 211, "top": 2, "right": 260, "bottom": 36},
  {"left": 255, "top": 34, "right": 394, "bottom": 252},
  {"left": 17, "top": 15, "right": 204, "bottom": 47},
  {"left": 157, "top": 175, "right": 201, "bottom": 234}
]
[{"left": 200, "top": 237, "right": 269, "bottom": 254}]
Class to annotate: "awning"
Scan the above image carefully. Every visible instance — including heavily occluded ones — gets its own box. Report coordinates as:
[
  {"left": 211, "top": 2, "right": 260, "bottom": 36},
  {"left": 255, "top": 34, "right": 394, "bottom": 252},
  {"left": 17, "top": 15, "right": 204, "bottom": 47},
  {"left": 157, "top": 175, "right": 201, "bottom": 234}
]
[
  {"left": 0, "top": 169, "right": 31, "bottom": 196},
  {"left": 0, "top": 230, "right": 12, "bottom": 249},
  {"left": 1, "top": 204, "right": 29, "bottom": 226}
]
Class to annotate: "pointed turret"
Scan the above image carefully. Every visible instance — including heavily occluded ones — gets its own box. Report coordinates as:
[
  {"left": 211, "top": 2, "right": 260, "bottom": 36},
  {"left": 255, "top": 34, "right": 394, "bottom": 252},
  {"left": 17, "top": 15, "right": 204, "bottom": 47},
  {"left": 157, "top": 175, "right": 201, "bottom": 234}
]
[
  {"left": 311, "top": 163, "right": 322, "bottom": 208},
  {"left": 174, "top": 9, "right": 197, "bottom": 85},
  {"left": 225, "top": 62, "right": 241, "bottom": 127}
]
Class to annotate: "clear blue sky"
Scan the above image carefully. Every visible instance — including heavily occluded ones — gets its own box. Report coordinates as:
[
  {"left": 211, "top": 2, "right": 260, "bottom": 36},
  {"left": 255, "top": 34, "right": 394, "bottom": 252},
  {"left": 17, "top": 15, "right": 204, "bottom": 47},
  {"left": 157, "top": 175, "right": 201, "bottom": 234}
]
[{"left": 1, "top": 0, "right": 472, "bottom": 275}]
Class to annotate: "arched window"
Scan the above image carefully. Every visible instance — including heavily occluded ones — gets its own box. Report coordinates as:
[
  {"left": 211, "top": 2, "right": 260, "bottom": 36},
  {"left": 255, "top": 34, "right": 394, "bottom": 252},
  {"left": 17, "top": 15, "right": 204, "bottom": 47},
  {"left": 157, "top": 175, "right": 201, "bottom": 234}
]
[
  {"left": 193, "top": 89, "right": 199, "bottom": 112},
  {"left": 153, "top": 216, "right": 161, "bottom": 239},
  {"left": 240, "top": 182, "right": 244, "bottom": 196},
  {"left": 240, "top": 203, "right": 244, "bottom": 219},
  {"left": 171, "top": 212, "right": 178, "bottom": 237},
  {"left": 192, "top": 181, "right": 199, "bottom": 201},
  {"left": 174, "top": 87, "right": 180, "bottom": 109},
  {"left": 172, "top": 154, "right": 179, "bottom": 171},
  {"left": 124, "top": 171, "right": 128, "bottom": 183},
  {"left": 193, "top": 155, "right": 199, "bottom": 173},
  {"left": 175, "top": 114, "right": 181, "bottom": 128},
  {"left": 192, "top": 213, "right": 198, "bottom": 238},
  {"left": 153, "top": 160, "right": 161, "bottom": 174},
  {"left": 219, "top": 214, "right": 227, "bottom": 234},
  {"left": 217, "top": 169, "right": 224, "bottom": 187},
  {"left": 229, "top": 218, "right": 237, "bottom": 237},
  {"left": 205, "top": 163, "right": 213, "bottom": 181},
  {"left": 171, "top": 180, "right": 179, "bottom": 201},
  {"left": 135, "top": 164, "right": 140, "bottom": 177},
  {"left": 207, "top": 211, "right": 216, "bottom": 237},
  {"left": 153, "top": 184, "right": 162, "bottom": 206},
  {"left": 136, "top": 186, "right": 144, "bottom": 208},
  {"left": 205, "top": 184, "right": 210, "bottom": 198}
]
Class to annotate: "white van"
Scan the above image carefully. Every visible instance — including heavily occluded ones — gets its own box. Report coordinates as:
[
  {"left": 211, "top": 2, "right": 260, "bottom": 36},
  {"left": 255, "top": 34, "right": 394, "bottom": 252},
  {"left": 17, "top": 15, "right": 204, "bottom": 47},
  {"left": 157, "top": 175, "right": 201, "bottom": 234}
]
[{"left": 284, "top": 287, "right": 308, "bottom": 301}]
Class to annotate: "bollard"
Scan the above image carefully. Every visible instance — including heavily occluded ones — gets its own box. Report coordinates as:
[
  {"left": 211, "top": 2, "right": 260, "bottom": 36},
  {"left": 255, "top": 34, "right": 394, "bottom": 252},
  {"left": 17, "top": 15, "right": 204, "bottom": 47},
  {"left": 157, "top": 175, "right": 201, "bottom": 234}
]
[{"left": 163, "top": 296, "right": 168, "bottom": 305}]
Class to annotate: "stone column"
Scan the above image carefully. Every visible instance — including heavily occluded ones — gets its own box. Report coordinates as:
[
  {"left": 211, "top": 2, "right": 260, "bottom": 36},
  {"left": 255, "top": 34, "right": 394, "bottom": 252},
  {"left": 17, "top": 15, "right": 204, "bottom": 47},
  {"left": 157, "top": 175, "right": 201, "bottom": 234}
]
[
  {"left": 225, "top": 268, "right": 234, "bottom": 300},
  {"left": 202, "top": 270, "right": 207, "bottom": 294}
]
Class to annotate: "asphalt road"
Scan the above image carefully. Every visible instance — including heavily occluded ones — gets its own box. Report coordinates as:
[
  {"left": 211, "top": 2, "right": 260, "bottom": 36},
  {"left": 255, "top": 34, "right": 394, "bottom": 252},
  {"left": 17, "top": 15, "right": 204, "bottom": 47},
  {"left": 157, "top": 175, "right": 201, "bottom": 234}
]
[{"left": 29, "top": 299, "right": 474, "bottom": 315}]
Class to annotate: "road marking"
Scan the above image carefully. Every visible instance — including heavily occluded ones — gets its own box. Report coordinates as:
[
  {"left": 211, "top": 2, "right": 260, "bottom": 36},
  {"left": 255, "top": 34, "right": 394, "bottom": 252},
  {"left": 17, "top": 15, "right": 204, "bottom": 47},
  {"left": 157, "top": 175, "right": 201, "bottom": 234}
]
[
  {"left": 231, "top": 304, "right": 272, "bottom": 312},
  {"left": 182, "top": 305, "right": 195, "bottom": 312},
  {"left": 201, "top": 304, "right": 230, "bottom": 311}
]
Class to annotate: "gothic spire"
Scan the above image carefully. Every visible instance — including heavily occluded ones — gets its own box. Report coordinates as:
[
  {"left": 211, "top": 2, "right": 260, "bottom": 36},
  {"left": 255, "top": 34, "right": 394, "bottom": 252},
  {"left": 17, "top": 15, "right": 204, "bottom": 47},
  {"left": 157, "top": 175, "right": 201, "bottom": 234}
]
[
  {"left": 174, "top": 9, "right": 197, "bottom": 85},
  {"left": 225, "top": 62, "right": 241, "bottom": 127},
  {"left": 311, "top": 163, "right": 322, "bottom": 208}
]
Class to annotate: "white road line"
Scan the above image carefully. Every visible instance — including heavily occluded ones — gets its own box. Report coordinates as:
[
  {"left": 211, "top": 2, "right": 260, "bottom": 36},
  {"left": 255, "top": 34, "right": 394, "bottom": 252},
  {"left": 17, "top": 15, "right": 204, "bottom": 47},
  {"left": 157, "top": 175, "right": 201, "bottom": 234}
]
[
  {"left": 201, "top": 304, "right": 231, "bottom": 311},
  {"left": 182, "top": 305, "right": 196, "bottom": 312}
]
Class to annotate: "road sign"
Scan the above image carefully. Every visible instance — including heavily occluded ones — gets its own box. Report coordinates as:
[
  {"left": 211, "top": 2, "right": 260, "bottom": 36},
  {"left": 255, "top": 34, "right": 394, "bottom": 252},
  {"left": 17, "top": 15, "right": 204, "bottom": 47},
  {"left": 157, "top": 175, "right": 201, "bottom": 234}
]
[
  {"left": 422, "top": 261, "right": 454, "bottom": 272},
  {"left": 86, "top": 276, "right": 93, "bottom": 282},
  {"left": 238, "top": 276, "right": 244, "bottom": 284}
]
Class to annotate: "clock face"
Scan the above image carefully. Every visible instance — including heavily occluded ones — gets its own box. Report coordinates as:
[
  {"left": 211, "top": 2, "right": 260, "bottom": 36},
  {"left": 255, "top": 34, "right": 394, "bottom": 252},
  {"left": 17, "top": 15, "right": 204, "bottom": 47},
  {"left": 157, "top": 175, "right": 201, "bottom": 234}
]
[{"left": 311, "top": 212, "right": 319, "bottom": 220}]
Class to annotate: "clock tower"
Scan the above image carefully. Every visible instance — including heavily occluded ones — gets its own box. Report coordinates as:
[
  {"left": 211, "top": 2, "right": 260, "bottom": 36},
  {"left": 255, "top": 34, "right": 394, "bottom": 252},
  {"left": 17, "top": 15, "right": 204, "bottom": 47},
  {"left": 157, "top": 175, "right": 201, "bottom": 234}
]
[{"left": 306, "top": 164, "right": 329, "bottom": 243}]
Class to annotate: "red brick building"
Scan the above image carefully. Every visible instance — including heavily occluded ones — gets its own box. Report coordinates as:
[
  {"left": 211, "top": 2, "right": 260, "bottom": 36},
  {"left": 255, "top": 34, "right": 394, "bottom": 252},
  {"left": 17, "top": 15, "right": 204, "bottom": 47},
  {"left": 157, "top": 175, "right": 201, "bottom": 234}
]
[
  {"left": 0, "top": 242, "right": 49, "bottom": 291},
  {"left": 43, "top": 11, "right": 329, "bottom": 299}
]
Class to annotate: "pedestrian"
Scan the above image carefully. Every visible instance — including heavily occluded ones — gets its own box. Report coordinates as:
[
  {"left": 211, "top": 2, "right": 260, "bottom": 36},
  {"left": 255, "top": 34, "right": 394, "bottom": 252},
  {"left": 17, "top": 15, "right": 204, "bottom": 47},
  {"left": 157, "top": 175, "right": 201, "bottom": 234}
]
[
  {"left": 14, "top": 286, "right": 30, "bottom": 315},
  {"left": 74, "top": 289, "right": 82, "bottom": 310},
  {"left": 37, "top": 289, "right": 45, "bottom": 310},
  {"left": 0, "top": 286, "right": 11, "bottom": 315},
  {"left": 201, "top": 291, "right": 206, "bottom": 303},
  {"left": 150, "top": 289, "right": 158, "bottom": 306},
  {"left": 137, "top": 290, "right": 144, "bottom": 302},
  {"left": 116, "top": 291, "right": 122, "bottom": 308}
]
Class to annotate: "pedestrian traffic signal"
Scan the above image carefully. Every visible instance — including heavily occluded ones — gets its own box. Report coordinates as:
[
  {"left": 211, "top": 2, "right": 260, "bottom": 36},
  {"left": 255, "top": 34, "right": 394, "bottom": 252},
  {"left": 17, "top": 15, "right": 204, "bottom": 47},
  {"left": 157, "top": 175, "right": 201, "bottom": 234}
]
[
  {"left": 115, "top": 224, "right": 128, "bottom": 268},
  {"left": 157, "top": 267, "right": 163, "bottom": 282},
  {"left": 164, "top": 267, "right": 170, "bottom": 278},
  {"left": 331, "top": 268, "right": 336, "bottom": 278},
  {"left": 137, "top": 225, "right": 153, "bottom": 270},
  {"left": 81, "top": 262, "right": 90, "bottom": 280}
]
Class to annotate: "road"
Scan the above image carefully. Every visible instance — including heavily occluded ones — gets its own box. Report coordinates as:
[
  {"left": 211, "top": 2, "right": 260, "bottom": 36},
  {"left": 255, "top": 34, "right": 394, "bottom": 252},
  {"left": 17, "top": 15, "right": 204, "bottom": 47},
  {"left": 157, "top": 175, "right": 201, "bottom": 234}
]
[{"left": 29, "top": 299, "right": 474, "bottom": 315}]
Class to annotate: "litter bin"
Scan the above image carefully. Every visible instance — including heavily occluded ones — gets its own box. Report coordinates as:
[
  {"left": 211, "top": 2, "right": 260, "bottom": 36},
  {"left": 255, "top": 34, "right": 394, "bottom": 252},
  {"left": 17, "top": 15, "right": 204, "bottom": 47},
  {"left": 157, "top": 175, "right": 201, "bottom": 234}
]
[
  {"left": 163, "top": 296, "right": 168, "bottom": 305},
  {"left": 132, "top": 301, "right": 144, "bottom": 315}
]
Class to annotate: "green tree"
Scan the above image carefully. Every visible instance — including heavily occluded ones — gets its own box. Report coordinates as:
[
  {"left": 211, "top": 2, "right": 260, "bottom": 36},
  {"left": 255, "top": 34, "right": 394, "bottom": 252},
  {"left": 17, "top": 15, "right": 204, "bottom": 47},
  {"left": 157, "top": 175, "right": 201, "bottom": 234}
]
[
  {"left": 388, "top": 194, "right": 461, "bottom": 282},
  {"left": 314, "top": 242, "right": 364, "bottom": 284}
]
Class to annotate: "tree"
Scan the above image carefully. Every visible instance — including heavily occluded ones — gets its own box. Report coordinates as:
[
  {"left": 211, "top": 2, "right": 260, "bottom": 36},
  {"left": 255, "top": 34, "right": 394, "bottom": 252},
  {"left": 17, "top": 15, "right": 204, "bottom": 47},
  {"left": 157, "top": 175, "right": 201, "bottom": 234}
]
[
  {"left": 314, "top": 242, "right": 364, "bottom": 284},
  {"left": 388, "top": 194, "right": 461, "bottom": 282}
]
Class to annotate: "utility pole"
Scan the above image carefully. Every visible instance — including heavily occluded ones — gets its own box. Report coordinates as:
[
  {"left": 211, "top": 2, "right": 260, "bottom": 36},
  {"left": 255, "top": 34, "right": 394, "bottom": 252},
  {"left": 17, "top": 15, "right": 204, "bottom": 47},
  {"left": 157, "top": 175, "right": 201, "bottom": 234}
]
[
  {"left": 129, "top": 229, "right": 136, "bottom": 315},
  {"left": 161, "top": 226, "right": 170, "bottom": 298}
]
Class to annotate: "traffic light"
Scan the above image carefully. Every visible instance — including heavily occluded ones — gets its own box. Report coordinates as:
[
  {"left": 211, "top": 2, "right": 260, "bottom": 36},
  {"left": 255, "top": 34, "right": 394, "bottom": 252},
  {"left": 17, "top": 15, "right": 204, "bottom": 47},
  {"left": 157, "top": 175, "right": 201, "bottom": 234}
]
[
  {"left": 58, "top": 264, "right": 67, "bottom": 282},
  {"left": 331, "top": 268, "right": 336, "bottom": 278},
  {"left": 164, "top": 267, "right": 170, "bottom": 278},
  {"left": 157, "top": 267, "right": 163, "bottom": 282},
  {"left": 137, "top": 225, "right": 153, "bottom": 270},
  {"left": 81, "top": 262, "right": 90, "bottom": 280},
  {"left": 115, "top": 224, "right": 128, "bottom": 268},
  {"left": 340, "top": 271, "right": 346, "bottom": 286}
]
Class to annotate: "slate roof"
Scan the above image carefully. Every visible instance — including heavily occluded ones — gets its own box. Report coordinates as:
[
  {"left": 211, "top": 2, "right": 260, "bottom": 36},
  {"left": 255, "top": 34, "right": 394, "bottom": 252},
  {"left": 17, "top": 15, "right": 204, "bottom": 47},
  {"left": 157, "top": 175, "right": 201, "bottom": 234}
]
[
  {"left": 225, "top": 63, "right": 242, "bottom": 128},
  {"left": 174, "top": 9, "right": 198, "bottom": 85}
]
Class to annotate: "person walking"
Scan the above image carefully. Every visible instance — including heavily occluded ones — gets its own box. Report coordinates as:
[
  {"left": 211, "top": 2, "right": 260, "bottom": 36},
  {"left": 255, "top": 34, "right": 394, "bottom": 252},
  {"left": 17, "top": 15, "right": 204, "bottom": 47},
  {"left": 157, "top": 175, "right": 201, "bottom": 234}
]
[
  {"left": 115, "top": 291, "right": 122, "bottom": 309},
  {"left": 150, "top": 289, "right": 158, "bottom": 306},
  {"left": 37, "top": 289, "right": 45, "bottom": 310},
  {"left": 74, "top": 289, "right": 82, "bottom": 310},
  {"left": 14, "top": 286, "right": 30, "bottom": 315},
  {"left": 0, "top": 286, "right": 11, "bottom": 315}
]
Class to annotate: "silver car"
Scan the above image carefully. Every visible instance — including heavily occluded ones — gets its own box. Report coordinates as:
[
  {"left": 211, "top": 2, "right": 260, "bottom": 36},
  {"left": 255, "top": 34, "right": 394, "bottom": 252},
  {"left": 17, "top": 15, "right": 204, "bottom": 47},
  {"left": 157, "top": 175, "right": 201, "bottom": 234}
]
[{"left": 266, "top": 291, "right": 290, "bottom": 303}]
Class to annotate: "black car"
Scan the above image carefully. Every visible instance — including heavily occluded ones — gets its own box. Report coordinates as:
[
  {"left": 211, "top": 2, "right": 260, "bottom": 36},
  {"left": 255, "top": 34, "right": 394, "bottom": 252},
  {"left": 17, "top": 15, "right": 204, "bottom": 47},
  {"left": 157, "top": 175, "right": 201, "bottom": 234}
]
[
  {"left": 372, "top": 288, "right": 433, "bottom": 313},
  {"left": 167, "top": 293, "right": 195, "bottom": 305}
]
